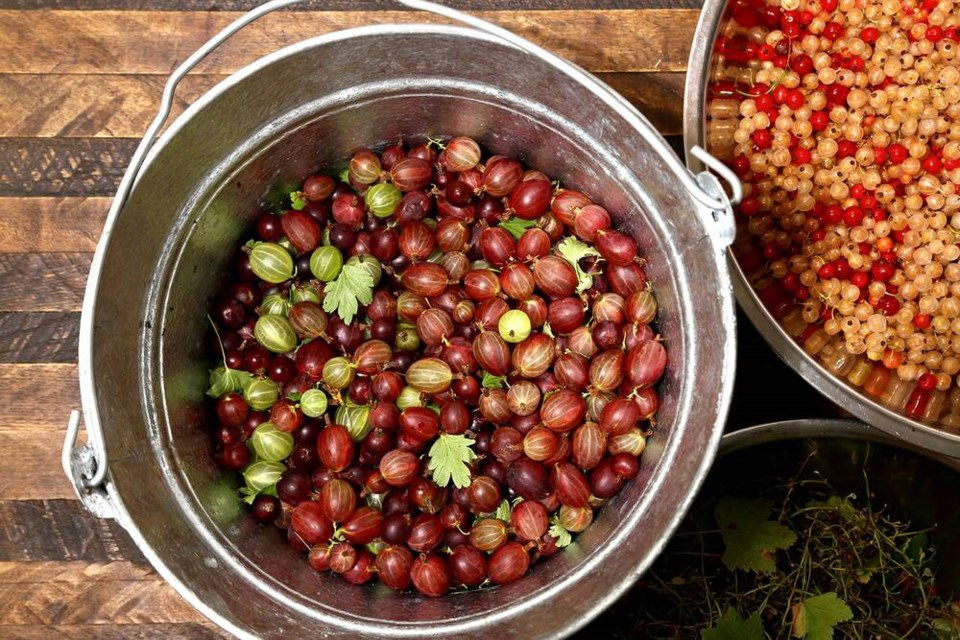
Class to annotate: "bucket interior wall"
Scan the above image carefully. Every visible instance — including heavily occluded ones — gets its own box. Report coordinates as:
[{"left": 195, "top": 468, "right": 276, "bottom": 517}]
[{"left": 87, "top": 26, "right": 733, "bottom": 638}]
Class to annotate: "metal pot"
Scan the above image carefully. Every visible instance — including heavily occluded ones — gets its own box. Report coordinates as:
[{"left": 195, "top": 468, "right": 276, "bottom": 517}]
[
  {"left": 718, "top": 419, "right": 960, "bottom": 590},
  {"left": 683, "top": 0, "right": 960, "bottom": 458},
  {"left": 591, "top": 418, "right": 960, "bottom": 632},
  {"left": 63, "top": 1, "right": 739, "bottom": 638}
]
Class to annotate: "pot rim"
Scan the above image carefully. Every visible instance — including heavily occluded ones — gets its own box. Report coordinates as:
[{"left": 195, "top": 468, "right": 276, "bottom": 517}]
[{"left": 720, "top": 418, "right": 960, "bottom": 471}]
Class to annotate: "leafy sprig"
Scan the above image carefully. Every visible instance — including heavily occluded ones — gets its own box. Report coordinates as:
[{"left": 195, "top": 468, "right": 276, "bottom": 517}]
[
  {"left": 548, "top": 516, "right": 573, "bottom": 548},
  {"left": 499, "top": 216, "right": 539, "bottom": 240},
  {"left": 428, "top": 433, "right": 477, "bottom": 489},
  {"left": 556, "top": 236, "right": 601, "bottom": 293},
  {"left": 322, "top": 259, "right": 375, "bottom": 325}
]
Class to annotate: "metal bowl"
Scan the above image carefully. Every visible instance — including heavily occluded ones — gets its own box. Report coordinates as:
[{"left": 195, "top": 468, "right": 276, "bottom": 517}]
[
  {"left": 65, "top": 9, "right": 738, "bottom": 640},
  {"left": 683, "top": 0, "right": 960, "bottom": 457},
  {"left": 587, "top": 418, "right": 960, "bottom": 635}
]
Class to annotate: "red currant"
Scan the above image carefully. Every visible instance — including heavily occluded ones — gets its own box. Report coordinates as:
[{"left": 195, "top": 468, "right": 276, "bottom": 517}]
[
  {"left": 887, "top": 144, "right": 908, "bottom": 164},
  {"left": 918, "top": 373, "right": 937, "bottom": 391}
]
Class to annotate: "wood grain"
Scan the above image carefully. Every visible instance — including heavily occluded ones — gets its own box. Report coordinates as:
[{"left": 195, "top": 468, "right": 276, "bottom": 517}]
[
  {"left": 0, "top": 254, "right": 89, "bottom": 312},
  {"left": 0, "top": 0, "right": 700, "bottom": 10},
  {"left": 0, "top": 72, "right": 686, "bottom": 138},
  {"left": 0, "top": 139, "right": 133, "bottom": 197},
  {"left": 0, "top": 75, "right": 221, "bottom": 138},
  {"left": 0, "top": 500, "right": 145, "bottom": 564},
  {"left": 0, "top": 430, "right": 79, "bottom": 500},
  {"left": 0, "top": 622, "right": 227, "bottom": 640},
  {"left": 0, "top": 561, "right": 207, "bottom": 626},
  {"left": 0, "top": 198, "right": 107, "bottom": 253},
  {"left": 0, "top": 10, "right": 697, "bottom": 75},
  {"left": 0, "top": 364, "right": 79, "bottom": 430},
  {"left": 0, "top": 313, "right": 80, "bottom": 363}
]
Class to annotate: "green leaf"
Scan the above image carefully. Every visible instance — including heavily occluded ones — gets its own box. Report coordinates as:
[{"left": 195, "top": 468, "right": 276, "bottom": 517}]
[
  {"left": 549, "top": 516, "right": 573, "bottom": 548},
  {"left": 338, "top": 167, "right": 350, "bottom": 183},
  {"left": 499, "top": 216, "right": 538, "bottom": 240},
  {"left": 481, "top": 372, "right": 507, "bottom": 389},
  {"left": 791, "top": 593, "right": 853, "bottom": 640},
  {"left": 428, "top": 433, "right": 477, "bottom": 489},
  {"left": 715, "top": 497, "right": 796, "bottom": 573},
  {"left": 484, "top": 499, "right": 512, "bottom": 522},
  {"left": 239, "top": 486, "right": 259, "bottom": 505},
  {"left": 322, "top": 259, "right": 375, "bottom": 325},
  {"left": 701, "top": 608, "right": 765, "bottom": 640},
  {"left": 556, "top": 236, "right": 601, "bottom": 293},
  {"left": 289, "top": 190, "right": 307, "bottom": 210},
  {"left": 903, "top": 532, "right": 929, "bottom": 565},
  {"left": 932, "top": 618, "right": 960, "bottom": 639},
  {"left": 206, "top": 365, "right": 255, "bottom": 398}
]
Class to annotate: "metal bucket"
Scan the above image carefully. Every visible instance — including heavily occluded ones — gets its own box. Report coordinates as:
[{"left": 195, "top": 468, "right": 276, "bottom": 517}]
[
  {"left": 718, "top": 419, "right": 960, "bottom": 590},
  {"left": 64, "top": 1, "right": 739, "bottom": 638},
  {"left": 683, "top": 0, "right": 960, "bottom": 457},
  {"left": 592, "top": 418, "right": 960, "bottom": 631}
]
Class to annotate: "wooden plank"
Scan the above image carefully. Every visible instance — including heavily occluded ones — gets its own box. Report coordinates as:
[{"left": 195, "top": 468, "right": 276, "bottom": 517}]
[
  {"left": 0, "top": 10, "right": 697, "bottom": 75},
  {"left": 0, "top": 0, "right": 700, "bottom": 10},
  {"left": 0, "top": 500, "right": 145, "bottom": 564},
  {"left": 0, "top": 254, "right": 89, "bottom": 312},
  {"left": 0, "top": 197, "right": 107, "bottom": 253},
  {"left": 0, "top": 72, "right": 685, "bottom": 138},
  {"left": 0, "top": 430, "right": 79, "bottom": 500},
  {"left": 0, "top": 561, "right": 208, "bottom": 626},
  {"left": 0, "top": 623, "right": 227, "bottom": 640},
  {"left": 0, "top": 313, "right": 80, "bottom": 363},
  {"left": 604, "top": 72, "right": 685, "bottom": 135},
  {"left": 0, "top": 131, "right": 685, "bottom": 198},
  {"left": 0, "top": 364, "right": 79, "bottom": 430},
  {"left": 0, "top": 74, "right": 220, "bottom": 138},
  {"left": 0, "top": 138, "right": 132, "bottom": 197}
]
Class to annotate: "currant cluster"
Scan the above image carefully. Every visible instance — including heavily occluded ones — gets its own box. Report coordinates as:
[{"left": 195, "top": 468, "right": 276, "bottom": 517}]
[
  {"left": 713, "top": 0, "right": 960, "bottom": 423},
  {"left": 206, "top": 135, "right": 665, "bottom": 596}
]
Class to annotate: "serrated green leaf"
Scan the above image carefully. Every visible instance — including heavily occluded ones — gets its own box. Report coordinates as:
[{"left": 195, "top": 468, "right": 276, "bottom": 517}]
[
  {"left": 428, "top": 433, "right": 477, "bottom": 489},
  {"left": 556, "top": 236, "right": 601, "bottom": 293},
  {"left": 716, "top": 497, "right": 796, "bottom": 573},
  {"left": 499, "top": 216, "right": 539, "bottom": 240},
  {"left": 289, "top": 190, "right": 307, "bottom": 210},
  {"left": 701, "top": 608, "right": 765, "bottom": 640},
  {"left": 549, "top": 516, "right": 572, "bottom": 548},
  {"left": 322, "top": 260, "right": 375, "bottom": 325},
  {"left": 791, "top": 593, "right": 853, "bottom": 640},
  {"left": 338, "top": 167, "right": 350, "bottom": 183},
  {"left": 206, "top": 365, "right": 255, "bottom": 398},
  {"left": 481, "top": 372, "right": 506, "bottom": 389},
  {"left": 855, "top": 556, "right": 881, "bottom": 584},
  {"left": 493, "top": 500, "right": 512, "bottom": 522}
]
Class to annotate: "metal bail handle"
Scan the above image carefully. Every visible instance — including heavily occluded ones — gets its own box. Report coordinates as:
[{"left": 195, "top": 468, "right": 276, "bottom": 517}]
[
  {"left": 689, "top": 145, "right": 741, "bottom": 250},
  {"left": 63, "top": 410, "right": 117, "bottom": 519}
]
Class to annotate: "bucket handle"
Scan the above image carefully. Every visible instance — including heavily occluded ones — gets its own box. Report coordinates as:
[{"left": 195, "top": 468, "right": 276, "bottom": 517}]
[{"left": 66, "top": 0, "right": 740, "bottom": 514}]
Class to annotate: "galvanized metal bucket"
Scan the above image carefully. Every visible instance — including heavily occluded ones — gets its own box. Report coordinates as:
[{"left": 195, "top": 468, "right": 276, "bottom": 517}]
[
  {"left": 683, "top": 0, "right": 960, "bottom": 458},
  {"left": 64, "top": 1, "right": 740, "bottom": 637}
]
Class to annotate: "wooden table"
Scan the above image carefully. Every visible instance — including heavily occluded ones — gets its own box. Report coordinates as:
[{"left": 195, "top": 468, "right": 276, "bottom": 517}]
[{"left": 0, "top": 1, "right": 837, "bottom": 637}]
